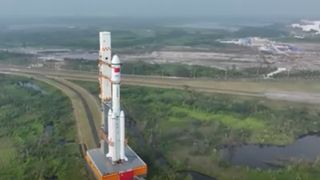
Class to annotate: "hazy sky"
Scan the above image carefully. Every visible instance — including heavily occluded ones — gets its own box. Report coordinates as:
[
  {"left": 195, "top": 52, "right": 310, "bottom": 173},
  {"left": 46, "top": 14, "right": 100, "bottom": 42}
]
[{"left": 0, "top": 0, "right": 319, "bottom": 18}]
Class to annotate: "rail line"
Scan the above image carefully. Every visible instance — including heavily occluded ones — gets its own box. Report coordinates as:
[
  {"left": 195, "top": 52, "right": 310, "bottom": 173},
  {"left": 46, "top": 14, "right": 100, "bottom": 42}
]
[{"left": 51, "top": 79, "right": 100, "bottom": 147}]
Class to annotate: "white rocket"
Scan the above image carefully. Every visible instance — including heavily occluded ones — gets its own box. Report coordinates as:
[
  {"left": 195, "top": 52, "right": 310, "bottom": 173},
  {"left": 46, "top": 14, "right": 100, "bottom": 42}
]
[{"left": 99, "top": 32, "right": 127, "bottom": 163}]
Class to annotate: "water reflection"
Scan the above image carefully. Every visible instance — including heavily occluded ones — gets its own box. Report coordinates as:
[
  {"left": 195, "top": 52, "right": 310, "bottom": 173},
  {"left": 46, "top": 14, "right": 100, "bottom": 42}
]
[{"left": 221, "top": 135, "right": 320, "bottom": 169}]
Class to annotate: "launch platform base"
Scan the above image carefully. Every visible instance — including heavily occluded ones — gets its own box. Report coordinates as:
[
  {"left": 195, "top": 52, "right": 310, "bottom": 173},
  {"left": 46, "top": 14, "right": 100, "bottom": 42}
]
[{"left": 86, "top": 146, "right": 147, "bottom": 180}]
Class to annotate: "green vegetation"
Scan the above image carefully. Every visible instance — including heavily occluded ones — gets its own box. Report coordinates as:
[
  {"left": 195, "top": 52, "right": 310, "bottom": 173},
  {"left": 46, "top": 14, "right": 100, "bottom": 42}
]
[
  {"left": 120, "top": 86, "right": 320, "bottom": 147},
  {"left": 0, "top": 23, "right": 291, "bottom": 50},
  {"left": 63, "top": 58, "right": 320, "bottom": 80},
  {"left": 0, "top": 51, "right": 35, "bottom": 65},
  {"left": 0, "top": 75, "right": 88, "bottom": 180},
  {"left": 0, "top": 26, "right": 231, "bottom": 50},
  {"left": 122, "top": 61, "right": 229, "bottom": 78},
  {"left": 274, "top": 70, "right": 320, "bottom": 79},
  {"left": 0, "top": 29, "right": 98, "bottom": 49},
  {"left": 63, "top": 59, "right": 98, "bottom": 72},
  {"left": 277, "top": 35, "right": 320, "bottom": 44},
  {"left": 233, "top": 24, "right": 288, "bottom": 38},
  {"left": 72, "top": 80, "right": 320, "bottom": 179},
  {"left": 62, "top": 58, "right": 276, "bottom": 79},
  {"left": 0, "top": 27, "right": 225, "bottom": 50}
]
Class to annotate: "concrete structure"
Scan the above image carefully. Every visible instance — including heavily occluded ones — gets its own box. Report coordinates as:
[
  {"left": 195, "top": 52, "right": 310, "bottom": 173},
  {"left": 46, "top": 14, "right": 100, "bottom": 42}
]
[
  {"left": 292, "top": 20, "right": 320, "bottom": 35},
  {"left": 218, "top": 37, "right": 300, "bottom": 55},
  {"left": 86, "top": 32, "right": 147, "bottom": 180},
  {"left": 264, "top": 67, "right": 287, "bottom": 79}
]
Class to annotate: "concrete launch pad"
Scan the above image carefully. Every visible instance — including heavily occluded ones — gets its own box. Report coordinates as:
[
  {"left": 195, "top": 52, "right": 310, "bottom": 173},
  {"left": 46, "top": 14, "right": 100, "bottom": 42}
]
[{"left": 86, "top": 146, "right": 147, "bottom": 180}]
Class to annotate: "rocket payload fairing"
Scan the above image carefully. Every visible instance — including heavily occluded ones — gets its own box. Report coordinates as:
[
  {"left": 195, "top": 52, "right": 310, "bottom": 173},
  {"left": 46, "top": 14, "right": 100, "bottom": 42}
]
[{"left": 99, "top": 32, "right": 127, "bottom": 163}]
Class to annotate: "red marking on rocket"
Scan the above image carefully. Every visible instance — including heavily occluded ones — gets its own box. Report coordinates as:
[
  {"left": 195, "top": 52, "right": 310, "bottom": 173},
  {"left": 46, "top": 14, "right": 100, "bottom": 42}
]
[{"left": 114, "top": 67, "right": 120, "bottom": 73}]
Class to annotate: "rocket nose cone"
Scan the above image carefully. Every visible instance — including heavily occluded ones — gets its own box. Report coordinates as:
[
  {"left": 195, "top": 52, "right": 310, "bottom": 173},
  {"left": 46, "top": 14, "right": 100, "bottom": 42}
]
[
  {"left": 112, "top": 55, "right": 121, "bottom": 64},
  {"left": 120, "top": 111, "right": 125, "bottom": 117}
]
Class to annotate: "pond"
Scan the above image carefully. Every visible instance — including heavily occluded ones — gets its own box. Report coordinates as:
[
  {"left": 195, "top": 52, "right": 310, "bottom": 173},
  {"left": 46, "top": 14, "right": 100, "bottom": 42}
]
[
  {"left": 18, "top": 81, "right": 48, "bottom": 94},
  {"left": 221, "top": 135, "right": 320, "bottom": 169}
]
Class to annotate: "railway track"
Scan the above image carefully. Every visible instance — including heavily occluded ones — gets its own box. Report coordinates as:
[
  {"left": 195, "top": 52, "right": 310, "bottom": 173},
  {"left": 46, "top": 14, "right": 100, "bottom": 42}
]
[{"left": 51, "top": 79, "right": 100, "bottom": 147}]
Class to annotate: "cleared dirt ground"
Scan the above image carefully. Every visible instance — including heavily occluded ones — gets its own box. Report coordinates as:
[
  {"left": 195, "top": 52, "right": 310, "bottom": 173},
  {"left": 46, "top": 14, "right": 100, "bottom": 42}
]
[{"left": 120, "top": 43, "right": 320, "bottom": 71}]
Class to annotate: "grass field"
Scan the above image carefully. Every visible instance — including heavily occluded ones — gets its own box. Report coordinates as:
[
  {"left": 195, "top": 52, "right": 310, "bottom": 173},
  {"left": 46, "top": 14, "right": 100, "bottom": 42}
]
[{"left": 0, "top": 138, "right": 16, "bottom": 169}]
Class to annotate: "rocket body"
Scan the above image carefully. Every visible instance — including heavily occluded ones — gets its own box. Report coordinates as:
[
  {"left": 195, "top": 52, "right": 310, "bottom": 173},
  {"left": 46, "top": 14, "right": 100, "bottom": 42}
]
[
  {"left": 99, "top": 32, "right": 127, "bottom": 163},
  {"left": 107, "top": 55, "right": 127, "bottom": 162}
]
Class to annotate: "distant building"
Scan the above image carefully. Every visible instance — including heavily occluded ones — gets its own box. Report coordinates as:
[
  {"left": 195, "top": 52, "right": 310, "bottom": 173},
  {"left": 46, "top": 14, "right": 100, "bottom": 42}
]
[
  {"left": 218, "top": 37, "right": 300, "bottom": 55},
  {"left": 292, "top": 20, "right": 320, "bottom": 35}
]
